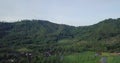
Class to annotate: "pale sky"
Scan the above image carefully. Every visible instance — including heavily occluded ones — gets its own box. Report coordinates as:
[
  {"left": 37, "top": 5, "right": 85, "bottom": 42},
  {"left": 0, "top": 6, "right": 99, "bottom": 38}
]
[{"left": 0, "top": 0, "right": 120, "bottom": 26}]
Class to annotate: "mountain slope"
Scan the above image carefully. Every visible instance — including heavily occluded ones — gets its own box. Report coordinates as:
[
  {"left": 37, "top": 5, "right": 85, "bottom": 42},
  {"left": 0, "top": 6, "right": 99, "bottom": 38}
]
[
  {"left": 0, "top": 20, "right": 75, "bottom": 46},
  {"left": 75, "top": 18, "right": 120, "bottom": 41},
  {"left": 0, "top": 18, "right": 120, "bottom": 63},
  {"left": 0, "top": 18, "right": 120, "bottom": 52}
]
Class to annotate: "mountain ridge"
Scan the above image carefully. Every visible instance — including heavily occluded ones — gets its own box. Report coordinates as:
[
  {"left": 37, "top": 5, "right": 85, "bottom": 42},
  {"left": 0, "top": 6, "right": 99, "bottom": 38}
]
[{"left": 0, "top": 18, "right": 120, "bottom": 52}]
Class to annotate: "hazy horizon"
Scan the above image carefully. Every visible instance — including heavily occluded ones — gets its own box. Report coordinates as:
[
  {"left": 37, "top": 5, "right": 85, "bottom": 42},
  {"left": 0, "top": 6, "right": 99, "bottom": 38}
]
[{"left": 0, "top": 0, "right": 120, "bottom": 26}]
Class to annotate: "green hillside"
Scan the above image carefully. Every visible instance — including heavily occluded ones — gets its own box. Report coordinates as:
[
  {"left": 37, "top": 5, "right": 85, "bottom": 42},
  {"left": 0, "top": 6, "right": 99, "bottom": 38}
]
[{"left": 0, "top": 18, "right": 120, "bottom": 63}]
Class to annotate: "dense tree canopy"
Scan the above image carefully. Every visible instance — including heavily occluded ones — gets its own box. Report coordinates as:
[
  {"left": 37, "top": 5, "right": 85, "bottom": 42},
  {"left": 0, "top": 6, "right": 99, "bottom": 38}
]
[{"left": 0, "top": 18, "right": 120, "bottom": 63}]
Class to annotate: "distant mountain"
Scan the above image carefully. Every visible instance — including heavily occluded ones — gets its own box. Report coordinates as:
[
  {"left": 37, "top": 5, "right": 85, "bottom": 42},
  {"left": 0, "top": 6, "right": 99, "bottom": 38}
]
[
  {"left": 75, "top": 18, "right": 120, "bottom": 40},
  {"left": 0, "top": 20, "right": 75, "bottom": 45},
  {"left": 0, "top": 18, "right": 120, "bottom": 52}
]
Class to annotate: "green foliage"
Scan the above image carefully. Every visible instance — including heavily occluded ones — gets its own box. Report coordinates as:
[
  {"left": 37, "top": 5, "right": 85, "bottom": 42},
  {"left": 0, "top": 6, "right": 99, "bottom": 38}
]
[{"left": 0, "top": 18, "right": 120, "bottom": 63}]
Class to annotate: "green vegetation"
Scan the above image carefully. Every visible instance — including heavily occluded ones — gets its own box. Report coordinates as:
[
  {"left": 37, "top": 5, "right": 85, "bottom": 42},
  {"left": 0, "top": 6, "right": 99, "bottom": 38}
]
[
  {"left": 62, "top": 51, "right": 100, "bottom": 63},
  {"left": 0, "top": 18, "right": 120, "bottom": 63}
]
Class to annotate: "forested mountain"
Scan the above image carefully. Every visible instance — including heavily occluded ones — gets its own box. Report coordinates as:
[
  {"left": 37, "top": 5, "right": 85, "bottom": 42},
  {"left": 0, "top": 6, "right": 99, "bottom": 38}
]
[
  {"left": 0, "top": 18, "right": 120, "bottom": 63},
  {"left": 0, "top": 20, "right": 75, "bottom": 46}
]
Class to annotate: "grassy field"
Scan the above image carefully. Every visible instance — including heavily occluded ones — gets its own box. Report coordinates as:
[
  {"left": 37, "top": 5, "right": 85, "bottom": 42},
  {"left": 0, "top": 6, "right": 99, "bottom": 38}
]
[
  {"left": 102, "top": 52, "right": 120, "bottom": 63},
  {"left": 60, "top": 51, "right": 120, "bottom": 63}
]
